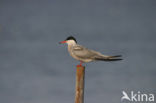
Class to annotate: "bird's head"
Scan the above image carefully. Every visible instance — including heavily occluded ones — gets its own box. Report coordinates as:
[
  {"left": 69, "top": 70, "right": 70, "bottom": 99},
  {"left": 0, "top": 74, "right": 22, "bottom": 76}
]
[{"left": 59, "top": 36, "right": 77, "bottom": 45}]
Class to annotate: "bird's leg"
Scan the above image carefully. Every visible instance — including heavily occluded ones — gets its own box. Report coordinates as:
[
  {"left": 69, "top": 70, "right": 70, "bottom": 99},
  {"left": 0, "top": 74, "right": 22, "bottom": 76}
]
[{"left": 77, "top": 61, "right": 83, "bottom": 67}]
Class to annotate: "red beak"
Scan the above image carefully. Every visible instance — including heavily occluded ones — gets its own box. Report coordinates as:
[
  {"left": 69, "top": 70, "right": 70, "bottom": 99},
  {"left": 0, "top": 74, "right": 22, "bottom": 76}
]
[{"left": 59, "top": 41, "right": 67, "bottom": 44}]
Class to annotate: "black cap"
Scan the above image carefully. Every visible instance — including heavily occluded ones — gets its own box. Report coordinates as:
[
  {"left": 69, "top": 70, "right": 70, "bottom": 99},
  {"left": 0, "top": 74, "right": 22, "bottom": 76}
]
[{"left": 65, "top": 36, "right": 77, "bottom": 43}]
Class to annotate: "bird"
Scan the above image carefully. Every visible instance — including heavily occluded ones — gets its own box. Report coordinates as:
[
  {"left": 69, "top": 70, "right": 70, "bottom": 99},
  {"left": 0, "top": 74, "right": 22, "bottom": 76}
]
[{"left": 59, "top": 36, "right": 122, "bottom": 67}]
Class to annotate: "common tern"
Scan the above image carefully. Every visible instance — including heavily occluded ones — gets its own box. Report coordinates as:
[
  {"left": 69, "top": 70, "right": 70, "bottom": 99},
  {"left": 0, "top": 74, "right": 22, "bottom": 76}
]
[{"left": 59, "top": 36, "right": 122, "bottom": 67}]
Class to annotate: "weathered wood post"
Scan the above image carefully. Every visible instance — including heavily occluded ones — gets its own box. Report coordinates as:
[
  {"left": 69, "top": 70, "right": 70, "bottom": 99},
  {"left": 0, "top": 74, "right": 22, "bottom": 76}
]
[{"left": 75, "top": 66, "right": 85, "bottom": 103}]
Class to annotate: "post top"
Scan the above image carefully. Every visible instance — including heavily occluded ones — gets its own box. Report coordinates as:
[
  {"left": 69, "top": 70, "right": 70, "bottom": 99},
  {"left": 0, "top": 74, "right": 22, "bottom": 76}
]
[{"left": 76, "top": 65, "right": 85, "bottom": 68}]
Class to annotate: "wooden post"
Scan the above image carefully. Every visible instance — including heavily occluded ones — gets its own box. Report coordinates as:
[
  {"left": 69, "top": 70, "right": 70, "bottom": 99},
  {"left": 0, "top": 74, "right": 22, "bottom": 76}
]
[{"left": 75, "top": 66, "right": 85, "bottom": 103}]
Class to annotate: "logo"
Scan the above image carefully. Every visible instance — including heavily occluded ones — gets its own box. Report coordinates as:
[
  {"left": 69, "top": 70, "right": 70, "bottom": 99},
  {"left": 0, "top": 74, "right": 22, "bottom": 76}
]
[{"left": 121, "top": 91, "right": 154, "bottom": 102}]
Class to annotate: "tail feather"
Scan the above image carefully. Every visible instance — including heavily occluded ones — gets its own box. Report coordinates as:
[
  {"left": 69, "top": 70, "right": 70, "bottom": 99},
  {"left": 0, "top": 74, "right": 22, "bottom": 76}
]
[
  {"left": 95, "top": 55, "right": 123, "bottom": 61},
  {"left": 109, "top": 55, "right": 122, "bottom": 58},
  {"left": 95, "top": 58, "right": 123, "bottom": 61}
]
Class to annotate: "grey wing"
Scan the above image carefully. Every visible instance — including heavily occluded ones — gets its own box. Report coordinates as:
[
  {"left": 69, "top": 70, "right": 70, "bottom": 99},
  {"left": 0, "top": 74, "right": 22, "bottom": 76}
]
[{"left": 72, "top": 45, "right": 107, "bottom": 59}]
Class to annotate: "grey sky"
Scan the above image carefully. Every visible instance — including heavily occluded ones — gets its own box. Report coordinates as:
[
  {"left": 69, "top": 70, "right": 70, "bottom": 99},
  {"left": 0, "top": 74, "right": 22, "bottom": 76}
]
[{"left": 0, "top": 0, "right": 156, "bottom": 103}]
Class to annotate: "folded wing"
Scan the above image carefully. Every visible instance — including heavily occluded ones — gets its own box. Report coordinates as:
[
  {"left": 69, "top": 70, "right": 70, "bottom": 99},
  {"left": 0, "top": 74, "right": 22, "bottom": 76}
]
[{"left": 72, "top": 45, "right": 122, "bottom": 61}]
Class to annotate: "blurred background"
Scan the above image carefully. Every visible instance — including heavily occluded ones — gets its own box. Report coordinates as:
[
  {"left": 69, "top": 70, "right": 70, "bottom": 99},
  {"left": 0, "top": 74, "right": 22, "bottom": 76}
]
[{"left": 0, "top": 0, "right": 156, "bottom": 103}]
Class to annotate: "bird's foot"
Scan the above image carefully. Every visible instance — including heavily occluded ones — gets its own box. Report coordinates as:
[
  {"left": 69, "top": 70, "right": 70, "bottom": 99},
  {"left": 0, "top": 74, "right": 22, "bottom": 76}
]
[
  {"left": 76, "top": 64, "right": 83, "bottom": 67},
  {"left": 77, "top": 61, "right": 84, "bottom": 67}
]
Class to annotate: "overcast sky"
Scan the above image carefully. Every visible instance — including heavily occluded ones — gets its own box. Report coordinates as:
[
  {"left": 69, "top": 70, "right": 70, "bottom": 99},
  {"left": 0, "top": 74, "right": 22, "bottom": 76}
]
[{"left": 0, "top": 0, "right": 156, "bottom": 103}]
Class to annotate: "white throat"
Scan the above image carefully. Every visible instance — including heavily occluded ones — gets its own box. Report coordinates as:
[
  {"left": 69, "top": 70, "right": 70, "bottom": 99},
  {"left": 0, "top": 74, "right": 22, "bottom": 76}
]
[{"left": 66, "top": 40, "right": 76, "bottom": 53}]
